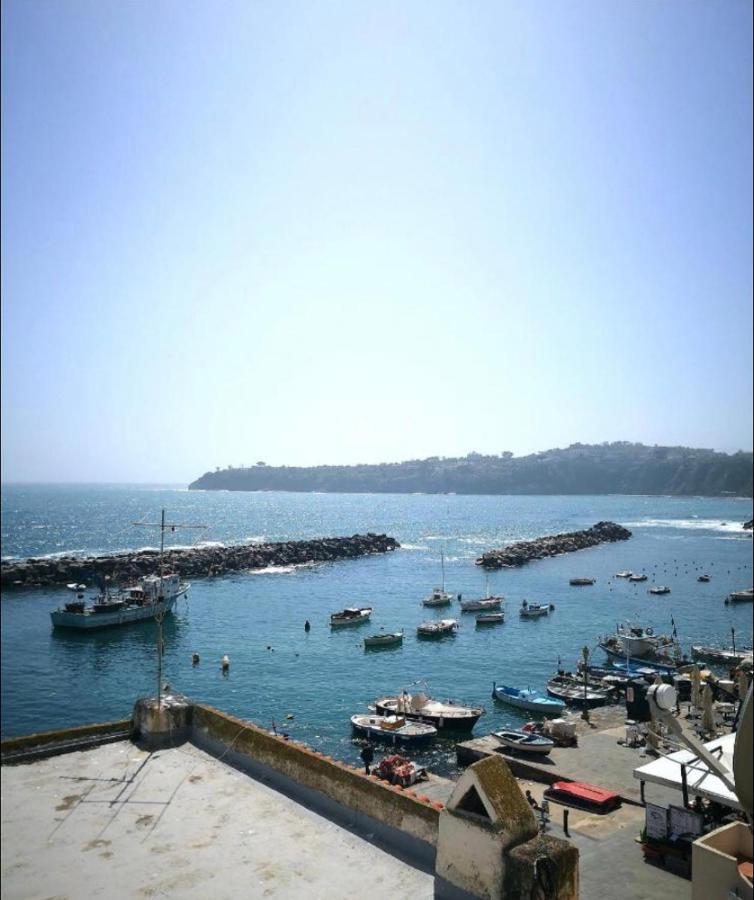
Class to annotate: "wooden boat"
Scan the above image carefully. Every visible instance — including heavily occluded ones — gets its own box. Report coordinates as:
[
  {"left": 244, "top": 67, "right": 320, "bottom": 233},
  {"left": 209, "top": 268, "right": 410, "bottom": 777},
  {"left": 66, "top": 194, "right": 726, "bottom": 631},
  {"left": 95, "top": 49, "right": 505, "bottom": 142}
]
[
  {"left": 350, "top": 714, "right": 436, "bottom": 745},
  {"left": 374, "top": 691, "right": 484, "bottom": 732},
  {"left": 330, "top": 607, "right": 373, "bottom": 628},
  {"left": 648, "top": 585, "right": 671, "bottom": 595},
  {"left": 569, "top": 578, "right": 595, "bottom": 586},
  {"left": 628, "top": 573, "right": 648, "bottom": 582},
  {"left": 519, "top": 601, "right": 553, "bottom": 618},
  {"left": 492, "top": 729, "right": 555, "bottom": 755},
  {"left": 476, "top": 612, "right": 505, "bottom": 626},
  {"left": 460, "top": 597, "right": 502, "bottom": 612},
  {"left": 417, "top": 618, "right": 458, "bottom": 638},
  {"left": 691, "top": 645, "right": 753, "bottom": 666},
  {"left": 546, "top": 675, "right": 613, "bottom": 708},
  {"left": 492, "top": 683, "right": 566, "bottom": 715},
  {"left": 544, "top": 781, "right": 621, "bottom": 813},
  {"left": 727, "top": 589, "right": 754, "bottom": 603},
  {"left": 364, "top": 631, "right": 403, "bottom": 649}
]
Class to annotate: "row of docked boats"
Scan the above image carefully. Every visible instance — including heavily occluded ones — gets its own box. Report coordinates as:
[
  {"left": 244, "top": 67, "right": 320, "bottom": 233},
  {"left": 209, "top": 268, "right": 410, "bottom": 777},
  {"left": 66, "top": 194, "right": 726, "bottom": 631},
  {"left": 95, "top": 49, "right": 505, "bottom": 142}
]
[{"left": 350, "top": 689, "right": 485, "bottom": 744}]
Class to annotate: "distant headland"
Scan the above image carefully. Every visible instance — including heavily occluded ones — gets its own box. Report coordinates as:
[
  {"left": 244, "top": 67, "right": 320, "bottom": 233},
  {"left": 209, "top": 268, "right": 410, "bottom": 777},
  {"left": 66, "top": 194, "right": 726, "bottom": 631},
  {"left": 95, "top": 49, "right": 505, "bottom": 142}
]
[{"left": 189, "top": 442, "right": 753, "bottom": 497}]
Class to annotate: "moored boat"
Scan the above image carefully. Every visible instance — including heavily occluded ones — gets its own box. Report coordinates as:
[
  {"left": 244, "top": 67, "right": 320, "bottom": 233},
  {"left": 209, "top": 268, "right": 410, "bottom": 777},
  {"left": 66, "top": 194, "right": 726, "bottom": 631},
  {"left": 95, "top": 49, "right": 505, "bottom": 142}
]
[
  {"left": 628, "top": 573, "right": 648, "bottom": 582},
  {"left": 648, "top": 585, "right": 671, "bottom": 595},
  {"left": 50, "top": 573, "right": 188, "bottom": 630},
  {"left": 519, "top": 600, "right": 553, "bottom": 618},
  {"left": 423, "top": 588, "right": 453, "bottom": 607},
  {"left": 546, "top": 675, "right": 614, "bottom": 708},
  {"left": 374, "top": 690, "right": 484, "bottom": 732},
  {"left": 330, "top": 607, "right": 373, "bottom": 627},
  {"left": 569, "top": 578, "right": 595, "bottom": 586},
  {"left": 476, "top": 612, "right": 505, "bottom": 625},
  {"left": 460, "top": 597, "right": 502, "bottom": 612},
  {"left": 350, "top": 714, "right": 437, "bottom": 745},
  {"left": 492, "top": 683, "right": 566, "bottom": 715},
  {"left": 615, "top": 571, "right": 632, "bottom": 578},
  {"left": 691, "top": 645, "right": 753, "bottom": 666},
  {"left": 726, "top": 588, "right": 753, "bottom": 603},
  {"left": 417, "top": 618, "right": 458, "bottom": 638},
  {"left": 492, "top": 729, "right": 555, "bottom": 755},
  {"left": 697, "top": 574, "right": 711, "bottom": 583},
  {"left": 599, "top": 622, "right": 678, "bottom": 667},
  {"left": 364, "top": 631, "right": 404, "bottom": 649}
]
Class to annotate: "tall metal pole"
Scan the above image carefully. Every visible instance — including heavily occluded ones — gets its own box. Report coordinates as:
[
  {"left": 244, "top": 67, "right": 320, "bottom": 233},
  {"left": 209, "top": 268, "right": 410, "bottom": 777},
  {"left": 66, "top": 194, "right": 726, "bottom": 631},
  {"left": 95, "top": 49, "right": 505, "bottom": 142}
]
[
  {"left": 156, "top": 508, "right": 165, "bottom": 708},
  {"left": 581, "top": 646, "right": 590, "bottom": 722},
  {"left": 731, "top": 627, "right": 736, "bottom": 660}
]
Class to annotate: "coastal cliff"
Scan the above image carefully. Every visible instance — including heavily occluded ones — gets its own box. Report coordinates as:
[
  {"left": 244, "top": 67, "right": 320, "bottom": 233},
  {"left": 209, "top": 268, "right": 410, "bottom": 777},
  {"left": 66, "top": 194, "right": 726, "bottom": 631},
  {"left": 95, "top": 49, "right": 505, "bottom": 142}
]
[
  {"left": 189, "top": 443, "right": 754, "bottom": 497},
  {"left": 0, "top": 533, "right": 400, "bottom": 589},
  {"left": 476, "top": 521, "right": 632, "bottom": 569}
]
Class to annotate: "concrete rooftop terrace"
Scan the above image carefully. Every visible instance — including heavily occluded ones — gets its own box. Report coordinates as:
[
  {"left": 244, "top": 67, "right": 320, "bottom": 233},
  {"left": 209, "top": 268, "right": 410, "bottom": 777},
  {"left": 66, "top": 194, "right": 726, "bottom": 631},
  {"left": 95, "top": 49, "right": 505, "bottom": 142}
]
[{"left": 1, "top": 740, "right": 434, "bottom": 899}]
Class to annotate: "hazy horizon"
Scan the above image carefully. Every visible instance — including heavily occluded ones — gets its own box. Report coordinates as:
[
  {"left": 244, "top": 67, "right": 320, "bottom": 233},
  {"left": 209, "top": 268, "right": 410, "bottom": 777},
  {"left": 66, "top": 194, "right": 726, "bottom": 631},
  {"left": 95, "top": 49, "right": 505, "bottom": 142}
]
[{"left": 2, "top": 1, "right": 752, "bottom": 484}]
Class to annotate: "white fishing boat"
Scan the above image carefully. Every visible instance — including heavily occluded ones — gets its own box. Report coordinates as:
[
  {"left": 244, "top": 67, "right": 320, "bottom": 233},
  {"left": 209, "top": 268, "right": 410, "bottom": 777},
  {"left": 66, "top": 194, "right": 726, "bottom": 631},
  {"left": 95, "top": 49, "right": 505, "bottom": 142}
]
[
  {"left": 569, "top": 577, "right": 595, "bottom": 586},
  {"left": 374, "top": 690, "right": 484, "bottom": 732},
  {"left": 615, "top": 571, "right": 633, "bottom": 578},
  {"left": 350, "top": 714, "right": 437, "bottom": 745},
  {"left": 519, "top": 600, "right": 553, "bottom": 618},
  {"left": 492, "top": 683, "right": 566, "bottom": 715},
  {"left": 51, "top": 572, "right": 189, "bottom": 630},
  {"left": 417, "top": 618, "right": 458, "bottom": 638},
  {"left": 599, "top": 622, "right": 678, "bottom": 667},
  {"left": 476, "top": 612, "right": 505, "bottom": 625},
  {"left": 727, "top": 588, "right": 753, "bottom": 603},
  {"left": 330, "top": 607, "right": 373, "bottom": 627},
  {"left": 629, "top": 573, "right": 648, "bottom": 582},
  {"left": 649, "top": 585, "right": 671, "bottom": 595},
  {"left": 364, "top": 631, "right": 404, "bottom": 649},
  {"left": 423, "top": 588, "right": 453, "bottom": 607},
  {"left": 492, "top": 730, "right": 555, "bottom": 755}
]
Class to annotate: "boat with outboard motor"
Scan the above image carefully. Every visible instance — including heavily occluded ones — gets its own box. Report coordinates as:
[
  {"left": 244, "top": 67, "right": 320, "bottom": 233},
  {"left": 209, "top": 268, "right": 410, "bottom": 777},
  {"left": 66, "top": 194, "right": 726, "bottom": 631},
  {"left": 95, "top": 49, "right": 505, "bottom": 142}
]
[
  {"left": 350, "top": 714, "right": 437, "bottom": 745},
  {"left": 330, "top": 607, "right": 373, "bottom": 627},
  {"left": 51, "top": 572, "right": 189, "bottom": 630},
  {"left": 492, "top": 729, "right": 555, "bottom": 755},
  {"left": 519, "top": 600, "right": 554, "bottom": 618},
  {"left": 492, "top": 683, "right": 566, "bottom": 715},
  {"left": 373, "top": 690, "right": 484, "bottom": 732},
  {"left": 417, "top": 618, "right": 458, "bottom": 638}
]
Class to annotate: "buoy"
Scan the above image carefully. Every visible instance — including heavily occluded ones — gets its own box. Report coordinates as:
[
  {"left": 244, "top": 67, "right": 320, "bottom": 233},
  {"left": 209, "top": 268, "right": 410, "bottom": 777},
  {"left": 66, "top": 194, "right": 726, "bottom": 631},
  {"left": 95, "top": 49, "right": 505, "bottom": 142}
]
[
  {"left": 192, "top": 653, "right": 200, "bottom": 666},
  {"left": 221, "top": 655, "right": 230, "bottom": 672}
]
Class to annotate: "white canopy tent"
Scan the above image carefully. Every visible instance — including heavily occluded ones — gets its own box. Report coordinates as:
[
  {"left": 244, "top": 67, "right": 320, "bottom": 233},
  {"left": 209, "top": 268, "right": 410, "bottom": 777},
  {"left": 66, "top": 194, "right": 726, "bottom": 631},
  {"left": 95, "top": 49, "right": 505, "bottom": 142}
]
[{"left": 633, "top": 732, "right": 741, "bottom": 811}]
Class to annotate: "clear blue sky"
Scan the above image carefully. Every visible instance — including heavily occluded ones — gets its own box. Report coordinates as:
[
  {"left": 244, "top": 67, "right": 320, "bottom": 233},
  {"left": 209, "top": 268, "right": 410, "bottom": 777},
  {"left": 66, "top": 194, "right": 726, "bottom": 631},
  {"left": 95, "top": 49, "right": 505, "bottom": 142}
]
[{"left": 2, "top": 0, "right": 752, "bottom": 483}]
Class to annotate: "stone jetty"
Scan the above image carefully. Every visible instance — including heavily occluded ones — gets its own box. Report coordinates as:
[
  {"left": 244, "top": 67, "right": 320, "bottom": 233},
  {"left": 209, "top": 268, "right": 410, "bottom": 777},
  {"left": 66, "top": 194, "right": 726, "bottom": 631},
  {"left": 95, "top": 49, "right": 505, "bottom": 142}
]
[
  {"left": 476, "top": 521, "right": 631, "bottom": 569},
  {"left": 0, "top": 533, "right": 400, "bottom": 589}
]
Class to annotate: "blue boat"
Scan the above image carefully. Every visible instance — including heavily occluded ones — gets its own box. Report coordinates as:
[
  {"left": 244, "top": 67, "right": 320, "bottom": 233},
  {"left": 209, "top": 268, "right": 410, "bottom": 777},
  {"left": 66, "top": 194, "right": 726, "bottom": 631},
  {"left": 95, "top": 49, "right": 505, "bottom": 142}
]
[{"left": 492, "top": 683, "right": 566, "bottom": 715}]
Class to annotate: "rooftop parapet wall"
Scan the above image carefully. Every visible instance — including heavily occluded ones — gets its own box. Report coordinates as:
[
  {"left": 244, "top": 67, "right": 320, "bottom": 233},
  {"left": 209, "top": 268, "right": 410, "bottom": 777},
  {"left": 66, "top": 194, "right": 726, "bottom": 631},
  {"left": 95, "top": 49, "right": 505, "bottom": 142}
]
[
  {"left": 1, "top": 718, "right": 133, "bottom": 764},
  {"left": 1, "top": 533, "right": 400, "bottom": 588},
  {"left": 190, "top": 703, "right": 440, "bottom": 848}
]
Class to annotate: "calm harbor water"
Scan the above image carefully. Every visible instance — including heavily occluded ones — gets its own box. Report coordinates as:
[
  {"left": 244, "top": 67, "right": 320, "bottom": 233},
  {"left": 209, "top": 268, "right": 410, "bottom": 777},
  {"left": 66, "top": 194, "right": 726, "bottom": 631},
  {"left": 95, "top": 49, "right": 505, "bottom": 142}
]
[{"left": 1, "top": 485, "right": 752, "bottom": 775}]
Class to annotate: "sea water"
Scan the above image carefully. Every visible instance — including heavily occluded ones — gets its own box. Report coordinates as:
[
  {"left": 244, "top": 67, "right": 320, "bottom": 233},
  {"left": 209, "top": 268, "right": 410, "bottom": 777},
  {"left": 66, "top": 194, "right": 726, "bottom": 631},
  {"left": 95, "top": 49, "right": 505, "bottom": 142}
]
[{"left": 1, "top": 485, "right": 752, "bottom": 775}]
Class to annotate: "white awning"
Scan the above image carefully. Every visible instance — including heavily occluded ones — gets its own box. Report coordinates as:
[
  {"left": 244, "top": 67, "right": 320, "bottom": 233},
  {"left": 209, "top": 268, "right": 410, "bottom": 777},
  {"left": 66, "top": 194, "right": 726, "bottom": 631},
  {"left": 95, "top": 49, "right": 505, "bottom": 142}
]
[{"left": 633, "top": 732, "right": 741, "bottom": 811}]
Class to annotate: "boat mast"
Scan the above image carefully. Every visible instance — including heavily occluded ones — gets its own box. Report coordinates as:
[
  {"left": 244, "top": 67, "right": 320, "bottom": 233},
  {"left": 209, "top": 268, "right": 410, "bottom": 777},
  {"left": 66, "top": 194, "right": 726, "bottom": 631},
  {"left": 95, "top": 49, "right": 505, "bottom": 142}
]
[
  {"left": 441, "top": 550, "right": 445, "bottom": 592},
  {"left": 133, "top": 509, "right": 207, "bottom": 708}
]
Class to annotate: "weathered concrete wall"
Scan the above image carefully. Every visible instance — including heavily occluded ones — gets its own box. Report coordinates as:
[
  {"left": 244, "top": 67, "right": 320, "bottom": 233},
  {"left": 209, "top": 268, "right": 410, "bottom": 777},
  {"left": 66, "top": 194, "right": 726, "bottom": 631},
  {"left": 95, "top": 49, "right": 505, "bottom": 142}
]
[
  {"left": 504, "top": 834, "right": 579, "bottom": 900},
  {"left": 1, "top": 718, "right": 133, "bottom": 764},
  {"left": 191, "top": 704, "right": 441, "bottom": 852},
  {"left": 692, "top": 822, "right": 753, "bottom": 900}
]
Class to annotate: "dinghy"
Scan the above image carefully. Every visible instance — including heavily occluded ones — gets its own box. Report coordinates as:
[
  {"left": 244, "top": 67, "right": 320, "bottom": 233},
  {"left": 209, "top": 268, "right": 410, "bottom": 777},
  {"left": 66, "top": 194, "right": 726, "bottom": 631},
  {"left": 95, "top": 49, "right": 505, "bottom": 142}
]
[
  {"left": 492, "top": 730, "right": 555, "bottom": 755},
  {"left": 364, "top": 631, "right": 403, "bottom": 649},
  {"left": 492, "top": 683, "right": 566, "bottom": 715}
]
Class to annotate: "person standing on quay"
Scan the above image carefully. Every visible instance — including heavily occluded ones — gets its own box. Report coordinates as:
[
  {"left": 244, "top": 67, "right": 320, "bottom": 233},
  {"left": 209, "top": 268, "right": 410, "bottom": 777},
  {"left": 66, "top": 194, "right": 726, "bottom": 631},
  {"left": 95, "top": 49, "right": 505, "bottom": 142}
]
[{"left": 360, "top": 742, "right": 374, "bottom": 775}]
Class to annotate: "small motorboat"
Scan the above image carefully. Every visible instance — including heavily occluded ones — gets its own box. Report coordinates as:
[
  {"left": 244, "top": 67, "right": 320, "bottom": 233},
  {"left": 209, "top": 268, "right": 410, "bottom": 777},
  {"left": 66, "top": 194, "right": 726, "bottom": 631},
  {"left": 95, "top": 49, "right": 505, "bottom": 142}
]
[
  {"left": 350, "top": 714, "right": 437, "bottom": 745},
  {"left": 476, "top": 612, "right": 505, "bottom": 626},
  {"left": 374, "top": 691, "right": 484, "bottom": 732},
  {"left": 697, "top": 575, "right": 711, "bottom": 583},
  {"left": 492, "top": 683, "right": 565, "bottom": 715},
  {"left": 569, "top": 578, "right": 595, "bottom": 586},
  {"left": 615, "top": 571, "right": 633, "bottom": 579},
  {"left": 364, "top": 631, "right": 403, "bottom": 649},
  {"left": 460, "top": 597, "right": 502, "bottom": 612},
  {"left": 417, "top": 618, "right": 458, "bottom": 638},
  {"left": 546, "top": 675, "right": 613, "bottom": 708},
  {"left": 330, "top": 607, "right": 373, "bottom": 628},
  {"left": 519, "top": 600, "right": 553, "bottom": 618},
  {"left": 629, "top": 573, "right": 648, "bottom": 582},
  {"left": 727, "top": 589, "right": 754, "bottom": 603},
  {"left": 423, "top": 588, "right": 453, "bottom": 607},
  {"left": 648, "top": 586, "right": 671, "bottom": 595},
  {"left": 492, "top": 730, "right": 555, "bottom": 755}
]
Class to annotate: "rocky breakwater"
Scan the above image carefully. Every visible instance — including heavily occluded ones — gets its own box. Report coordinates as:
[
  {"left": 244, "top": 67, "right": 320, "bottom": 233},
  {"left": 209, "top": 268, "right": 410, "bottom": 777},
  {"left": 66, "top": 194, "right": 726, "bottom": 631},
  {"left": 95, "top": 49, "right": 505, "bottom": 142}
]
[
  {"left": 0, "top": 533, "right": 400, "bottom": 589},
  {"left": 476, "top": 521, "right": 632, "bottom": 570}
]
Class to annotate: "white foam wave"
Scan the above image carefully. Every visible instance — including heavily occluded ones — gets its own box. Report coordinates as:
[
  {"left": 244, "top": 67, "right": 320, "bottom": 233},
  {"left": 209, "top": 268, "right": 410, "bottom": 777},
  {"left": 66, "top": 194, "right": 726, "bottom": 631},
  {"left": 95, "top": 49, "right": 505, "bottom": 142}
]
[
  {"left": 400, "top": 543, "right": 430, "bottom": 551},
  {"left": 627, "top": 518, "right": 749, "bottom": 534},
  {"left": 247, "top": 564, "right": 300, "bottom": 576}
]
